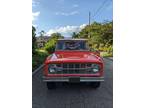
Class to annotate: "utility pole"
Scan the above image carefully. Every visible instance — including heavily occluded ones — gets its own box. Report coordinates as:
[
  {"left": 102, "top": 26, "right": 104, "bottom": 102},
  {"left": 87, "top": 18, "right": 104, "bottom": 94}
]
[
  {"left": 89, "top": 11, "right": 91, "bottom": 26},
  {"left": 88, "top": 11, "right": 91, "bottom": 38}
]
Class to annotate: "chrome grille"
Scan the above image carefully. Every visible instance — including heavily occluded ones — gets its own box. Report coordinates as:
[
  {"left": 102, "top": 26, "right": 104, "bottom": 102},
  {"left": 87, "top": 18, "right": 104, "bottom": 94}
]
[
  {"left": 51, "top": 63, "right": 93, "bottom": 74},
  {"left": 57, "top": 63, "right": 91, "bottom": 69}
]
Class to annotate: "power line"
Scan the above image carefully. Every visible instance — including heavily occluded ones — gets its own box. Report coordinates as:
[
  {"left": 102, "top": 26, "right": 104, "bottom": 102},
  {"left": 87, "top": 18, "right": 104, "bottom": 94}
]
[
  {"left": 87, "top": 0, "right": 112, "bottom": 38},
  {"left": 94, "top": 0, "right": 112, "bottom": 21},
  {"left": 91, "top": 0, "right": 110, "bottom": 20}
]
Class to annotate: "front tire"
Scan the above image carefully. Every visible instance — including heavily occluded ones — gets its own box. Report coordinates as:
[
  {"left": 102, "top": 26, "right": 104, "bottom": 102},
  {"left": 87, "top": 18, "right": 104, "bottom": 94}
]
[
  {"left": 90, "top": 82, "right": 101, "bottom": 88},
  {"left": 47, "top": 82, "right": 56, "bottom": 89}
]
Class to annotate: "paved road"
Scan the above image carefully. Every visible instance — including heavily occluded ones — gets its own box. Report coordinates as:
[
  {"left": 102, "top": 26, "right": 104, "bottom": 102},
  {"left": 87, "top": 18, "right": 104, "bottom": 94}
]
[{"left": 32, "top": 58, "right": 113, "bottom": 108}]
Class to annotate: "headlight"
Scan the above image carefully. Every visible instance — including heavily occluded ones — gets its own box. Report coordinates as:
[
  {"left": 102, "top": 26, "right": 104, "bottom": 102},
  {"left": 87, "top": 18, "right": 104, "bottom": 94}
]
[
  {"left": 92, "top": 64, "right": 100, "bottom": 72},
  {"left": 48, "top": 64, "right": 56, "bottom": 73},
  {"left": 49, "top": 68, "right": 56, "bottom": 73}
]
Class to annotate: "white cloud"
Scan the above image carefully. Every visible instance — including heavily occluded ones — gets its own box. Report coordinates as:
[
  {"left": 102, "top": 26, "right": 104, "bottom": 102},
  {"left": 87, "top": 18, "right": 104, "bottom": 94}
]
[
  {"left": 32, "top": 11, "right": 40, "bottom": 21},
  {"left": 73, "top": 4, "right": 79, "bottom": 8},
  {"left": 55, "top": 11, "right": 79, "bottom": 16},
  {"left": 32, "top": 0, "right": 40, "bottom": 27},
  {"left": 47, "top": 24, "right": 87, "bottom": 37},
  {"left": 32, "top": 24, "right": 37, "bottom": 28}
]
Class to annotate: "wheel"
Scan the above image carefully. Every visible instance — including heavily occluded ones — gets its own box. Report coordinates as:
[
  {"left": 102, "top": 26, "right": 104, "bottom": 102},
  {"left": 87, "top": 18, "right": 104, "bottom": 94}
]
[
  {"left": 47, "top": 82, "right": 56, "bottom": 89},
  {"left": 90, "top": 82, "right": 101, "bottom": 88}
]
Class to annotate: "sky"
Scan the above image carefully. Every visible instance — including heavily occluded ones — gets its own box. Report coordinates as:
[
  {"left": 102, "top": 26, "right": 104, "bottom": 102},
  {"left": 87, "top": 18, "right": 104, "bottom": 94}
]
[{"left": 32, "top": 0, "right": 113, "bottom": 37}]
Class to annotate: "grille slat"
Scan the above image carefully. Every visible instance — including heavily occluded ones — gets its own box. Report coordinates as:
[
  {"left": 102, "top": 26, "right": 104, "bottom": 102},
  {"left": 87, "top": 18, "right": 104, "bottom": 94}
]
[{"left": 62, "top": 63, "right": 86, "bottom": 69}]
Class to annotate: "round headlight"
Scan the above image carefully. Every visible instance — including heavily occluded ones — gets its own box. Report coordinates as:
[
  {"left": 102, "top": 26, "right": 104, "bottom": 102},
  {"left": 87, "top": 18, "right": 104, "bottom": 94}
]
[
  {"left": 48, "top": 64, "right": 56, "bottom": 73},
  {"left": 92, "top": 68, "right": 99, "bottom": 72},
  {"left": 92, "top": 64, "right": 99, "bottom": 72},
  {"left": 49, "top": 68, "right": 56, "bottom": 73}
]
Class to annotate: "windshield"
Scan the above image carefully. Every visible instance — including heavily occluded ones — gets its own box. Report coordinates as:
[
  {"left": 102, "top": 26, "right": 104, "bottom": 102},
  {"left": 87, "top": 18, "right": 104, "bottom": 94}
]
[{"left": 56, "top": 40, "right": 89, "bottom": 51}]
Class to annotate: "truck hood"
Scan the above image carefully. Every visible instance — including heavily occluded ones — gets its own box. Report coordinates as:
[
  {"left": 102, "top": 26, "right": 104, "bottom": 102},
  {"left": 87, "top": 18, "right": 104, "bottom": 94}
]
[{"left": 46, "top": 51, "right": 102, "bottom": 63}]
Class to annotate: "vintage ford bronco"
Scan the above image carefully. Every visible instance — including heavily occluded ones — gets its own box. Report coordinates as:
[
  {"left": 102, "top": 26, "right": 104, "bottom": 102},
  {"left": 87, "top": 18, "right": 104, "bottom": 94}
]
[{"left": 43, "top": 39, "right": 104, "bottom": 89}]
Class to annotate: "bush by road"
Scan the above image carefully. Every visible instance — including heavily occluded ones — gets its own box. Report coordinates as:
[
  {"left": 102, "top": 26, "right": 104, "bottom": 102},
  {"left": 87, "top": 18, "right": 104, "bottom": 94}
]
[{"left": 32, "top": 49, "right": 48, "bottom": 71}]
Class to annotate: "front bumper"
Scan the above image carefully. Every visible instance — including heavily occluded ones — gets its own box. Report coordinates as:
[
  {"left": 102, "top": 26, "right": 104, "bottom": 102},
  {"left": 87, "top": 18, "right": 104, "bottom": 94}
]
[{"left": 43, "top": 76, "right": 104, "bottom": 82}]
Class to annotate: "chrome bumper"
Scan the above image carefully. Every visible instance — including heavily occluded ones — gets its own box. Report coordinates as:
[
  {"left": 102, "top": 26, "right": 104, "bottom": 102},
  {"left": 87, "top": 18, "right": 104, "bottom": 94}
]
[{"left": 43, "top": 76, "right": 104, "bottom": 82}]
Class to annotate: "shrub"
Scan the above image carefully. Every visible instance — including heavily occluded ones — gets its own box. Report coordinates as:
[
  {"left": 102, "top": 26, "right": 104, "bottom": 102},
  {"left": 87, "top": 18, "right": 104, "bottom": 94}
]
[
  {"left": 32, "top": 49, "right": 48, "bottom": 71},
  {"left": 44, "top": 39, "right": 56, "bottom": 54}
]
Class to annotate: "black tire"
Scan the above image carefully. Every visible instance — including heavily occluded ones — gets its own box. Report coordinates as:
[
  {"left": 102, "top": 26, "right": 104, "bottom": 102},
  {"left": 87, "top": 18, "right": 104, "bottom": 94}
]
[
  {"left": 90, "top": 82, "right": 101, "bottom": 88},
  {"left": 47, "top": 82, "right": 56, "bottom": 89}
]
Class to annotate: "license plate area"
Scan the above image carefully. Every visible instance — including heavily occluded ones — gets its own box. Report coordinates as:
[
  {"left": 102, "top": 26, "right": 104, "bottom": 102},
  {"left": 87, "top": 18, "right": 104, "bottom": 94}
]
[{"left": 69, "top": 77, "right": 80, "bottom": 83}]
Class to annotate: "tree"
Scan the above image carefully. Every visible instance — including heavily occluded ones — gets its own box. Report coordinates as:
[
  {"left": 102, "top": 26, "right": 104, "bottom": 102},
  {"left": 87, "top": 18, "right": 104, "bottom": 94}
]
[
  {"left": 72, "top": 32, "right": 79, "bottom": 38},
  {"left": 51, "top": 33, "right": 64, "bottom": 39},
  {"left": 39, "top": 30, "right": 46, "bottom": 37},
  {"left": 72, "top": 21, "right": 113, "bottom": 52},
  {"left": 44, "top": 32, "right": 64, "bottom": 53},
  {"left": 32, "top": 26, "right": 37, "bottom": 55}
]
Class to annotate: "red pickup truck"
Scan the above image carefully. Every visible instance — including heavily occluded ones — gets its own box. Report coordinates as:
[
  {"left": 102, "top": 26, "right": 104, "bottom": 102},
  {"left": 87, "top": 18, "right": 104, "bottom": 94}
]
[{"left": 43, "top": 39, "right": 104, "bottom": 89}]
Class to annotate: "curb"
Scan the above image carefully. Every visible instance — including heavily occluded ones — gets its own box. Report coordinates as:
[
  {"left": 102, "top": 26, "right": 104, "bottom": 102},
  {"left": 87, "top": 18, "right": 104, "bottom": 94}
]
[
  {"left": 32, "top": 64, "right": 44, "bottom": 76},
  {"left": 107, "top": 57, "right": 113, "bottom": 61},
  {"left": 103, "top": 57, "right": 113, "bottom": 61}
]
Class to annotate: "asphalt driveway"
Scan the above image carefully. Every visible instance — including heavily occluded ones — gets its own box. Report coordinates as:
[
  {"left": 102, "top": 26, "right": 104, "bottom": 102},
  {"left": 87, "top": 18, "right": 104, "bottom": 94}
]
[{"left": 32, "top": 58, "right": 113, "bottom": 108}]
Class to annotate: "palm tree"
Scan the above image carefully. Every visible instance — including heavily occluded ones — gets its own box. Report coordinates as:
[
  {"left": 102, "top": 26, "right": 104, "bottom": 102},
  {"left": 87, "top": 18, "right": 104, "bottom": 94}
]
[{"left": 39, "top": 30, "right": 46, "bottom": 37}]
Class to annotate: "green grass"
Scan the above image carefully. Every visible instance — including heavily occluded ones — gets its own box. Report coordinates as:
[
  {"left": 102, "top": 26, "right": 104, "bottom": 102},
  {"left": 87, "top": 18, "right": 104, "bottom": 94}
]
[
  {"left": 32, "top": 49, "right": 48, "bottom": 71},
  {"left": 100, "top": 51, "right": 113, "bottom": 57}
]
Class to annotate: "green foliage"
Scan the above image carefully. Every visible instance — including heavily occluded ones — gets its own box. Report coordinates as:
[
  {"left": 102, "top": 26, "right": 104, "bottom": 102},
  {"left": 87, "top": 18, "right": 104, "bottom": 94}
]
[
  {"left": 32, "top": 26, "right": 37, "bottom": 55},
  {"left": 100, "top": 52, "right": 113, "bottom": 57},
  {"left": 72, "top": 32, "right": 79, "bottom": 38},
  {"left": 44, "top": 39, "right": 56, "bottom": 53},
  {"left": 32, "top": 49, "right": 48, "bottom": 71},
  {"left": 32, "top": 28, "right": 49, "bottom": 71},
  {"left": 39, "top": 30, "right": 46, "bottom": 37},
  {"left": 51, "top": 33, "right": 64, "bottom": 39},
  {"left": 72, "top": 21, "right": 113, "bottom": 56},
  {"left": 44, "top": 32, "right": 64, "bottom": 54},
  {"left": 32, "top": 29, "right": 64, "bottom": 71}
]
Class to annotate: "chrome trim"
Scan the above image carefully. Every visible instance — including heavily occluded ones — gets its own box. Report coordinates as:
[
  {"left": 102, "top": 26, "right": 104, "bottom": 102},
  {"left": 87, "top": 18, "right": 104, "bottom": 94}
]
[{"left": 43, "top": 76, "right": 104, "bottom": 82}]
